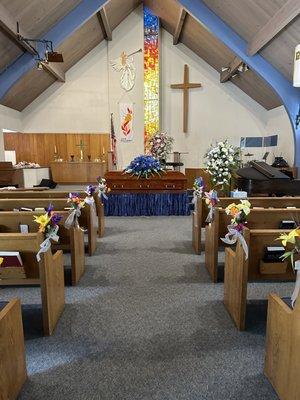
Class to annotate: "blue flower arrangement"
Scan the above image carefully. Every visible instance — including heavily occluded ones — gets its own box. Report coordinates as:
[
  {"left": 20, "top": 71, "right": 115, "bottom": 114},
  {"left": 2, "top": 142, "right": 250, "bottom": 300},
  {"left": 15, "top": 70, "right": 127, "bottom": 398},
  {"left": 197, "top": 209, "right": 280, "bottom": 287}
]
[{"left": 124, "top": 155, "right": 163, "bottom": 179}]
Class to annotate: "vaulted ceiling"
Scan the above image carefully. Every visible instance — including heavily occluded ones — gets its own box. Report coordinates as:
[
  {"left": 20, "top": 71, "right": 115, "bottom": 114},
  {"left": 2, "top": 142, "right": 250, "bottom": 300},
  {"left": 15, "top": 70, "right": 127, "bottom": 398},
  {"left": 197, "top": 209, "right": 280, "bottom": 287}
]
[{"left": 0, "top": 0, "right": 298, "bottom": 111}]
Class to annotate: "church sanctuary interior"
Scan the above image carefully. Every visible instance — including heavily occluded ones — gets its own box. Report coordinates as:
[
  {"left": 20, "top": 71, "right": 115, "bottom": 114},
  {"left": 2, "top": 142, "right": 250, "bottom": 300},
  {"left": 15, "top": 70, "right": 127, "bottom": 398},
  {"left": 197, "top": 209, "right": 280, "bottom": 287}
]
[{"left": 1, "top": 1, "right": 300, "bottom": 399}]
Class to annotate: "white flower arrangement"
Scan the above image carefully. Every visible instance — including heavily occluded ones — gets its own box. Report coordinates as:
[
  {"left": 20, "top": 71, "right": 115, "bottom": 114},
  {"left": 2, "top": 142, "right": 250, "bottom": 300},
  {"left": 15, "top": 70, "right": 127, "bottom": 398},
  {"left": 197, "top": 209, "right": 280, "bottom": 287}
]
[{"left": 204, "top": 140, "right": 240, "bottom": 189}]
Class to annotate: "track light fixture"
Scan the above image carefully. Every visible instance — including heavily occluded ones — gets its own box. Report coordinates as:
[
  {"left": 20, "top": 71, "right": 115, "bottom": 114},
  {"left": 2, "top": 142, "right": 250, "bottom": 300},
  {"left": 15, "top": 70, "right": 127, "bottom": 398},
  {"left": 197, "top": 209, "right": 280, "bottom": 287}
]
[{"left": 16, "top": 22, "right": 64, "bottom": 69}]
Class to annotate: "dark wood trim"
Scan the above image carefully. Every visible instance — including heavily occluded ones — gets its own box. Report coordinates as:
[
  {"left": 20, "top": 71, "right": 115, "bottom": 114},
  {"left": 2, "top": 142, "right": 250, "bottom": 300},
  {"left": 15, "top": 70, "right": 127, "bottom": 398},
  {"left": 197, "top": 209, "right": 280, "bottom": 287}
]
[
  {"left": 173, "top": 8, "right": 187, "bottom": 45},
  {"left": 97, "top": 7, "right": 112, "bottom": 41}
]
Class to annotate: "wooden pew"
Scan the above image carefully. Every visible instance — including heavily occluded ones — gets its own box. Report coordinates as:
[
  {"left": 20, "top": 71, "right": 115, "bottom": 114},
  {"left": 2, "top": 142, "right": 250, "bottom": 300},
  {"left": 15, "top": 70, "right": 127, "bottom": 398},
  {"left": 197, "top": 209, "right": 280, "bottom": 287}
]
[
  {"left": 194, "top": 196, "right": 300, "bottom": 254},
  {"left": 205, "top": 208, "right": 300, "bottom": 282},
  {"left": 0, "top": 190, "right": 105, "bottom": 238},
  {"left": 0, "top": 298, "right": 27, "bottom": 400},
  {"left": 264, "top": 293, "right": 300, "bottom": 400},
  {"left": 0, "top": 233, "right": 65, "bottom": 335},
  {"left": 0, "top": 199, "right": 97, "bottom": 256},
  {"left": 223, "top": 227, "right": 294, "bottom": 330},
  {"left": 0, "top": 211, "right": 85, "bottom": 285}
]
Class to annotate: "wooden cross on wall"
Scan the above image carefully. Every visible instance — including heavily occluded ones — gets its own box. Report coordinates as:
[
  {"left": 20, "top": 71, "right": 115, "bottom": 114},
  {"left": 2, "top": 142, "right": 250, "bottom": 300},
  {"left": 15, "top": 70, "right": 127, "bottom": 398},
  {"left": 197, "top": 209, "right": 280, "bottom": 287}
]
[{"left": 170, "top": 64, "right": 202, "bottom": 133}]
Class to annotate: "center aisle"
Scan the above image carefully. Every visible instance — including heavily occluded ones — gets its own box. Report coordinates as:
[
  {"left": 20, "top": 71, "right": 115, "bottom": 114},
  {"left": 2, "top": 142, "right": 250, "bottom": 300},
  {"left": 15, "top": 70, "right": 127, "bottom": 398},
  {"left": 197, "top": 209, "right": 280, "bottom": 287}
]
[{"left": 17, "top": 217, "right": 279, "bottom": 399}]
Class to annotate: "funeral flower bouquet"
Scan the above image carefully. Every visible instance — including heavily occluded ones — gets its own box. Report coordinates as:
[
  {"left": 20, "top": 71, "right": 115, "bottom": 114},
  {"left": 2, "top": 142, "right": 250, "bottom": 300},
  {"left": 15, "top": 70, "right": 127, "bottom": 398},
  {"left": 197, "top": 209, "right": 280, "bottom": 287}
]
[
  {"left": 204, "top": 189, "right": 219, "bottom": 223},
  {"left": 192, "top": 177, "right": 205, "bottom": 208},
  {"left": 85, "top": 184, "right": 97, "bottom": 205},
  {"left": 15, "top": 161, "right": 40, "bottom": 169},
  {"left": 205, "top": 140, "right": 240, "bottom": 189},
  {"left": 221, "top": 200, "right": 251, "bottom": 259},
  {"left": 193, "top": 177, "right": 205, "bottom": 198},
  {"left": 65, "top": 193, "right": 85, "bottom": 229},
  {"left": 34, "top": 204, "right": 62, "bottom": 261},
  {"left": 124, "top": 155, "right": 163, "bottom": 179},
  {"left": 97, "top": 177, "right": 110, "bottom": 200},
  {"left": 148, "top": 132, "right": 174, "bottom": 161},
  {"left": 277, "top": 228, "right": 300, "bottom": 306}
]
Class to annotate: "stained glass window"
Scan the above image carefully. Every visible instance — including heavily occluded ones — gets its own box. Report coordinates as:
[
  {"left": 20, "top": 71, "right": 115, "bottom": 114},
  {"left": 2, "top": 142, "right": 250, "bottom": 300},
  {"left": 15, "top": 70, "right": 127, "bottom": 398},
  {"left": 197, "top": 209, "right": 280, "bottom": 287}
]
[{"left": 144, "top": 6, "right": 159, "bottom": 151}]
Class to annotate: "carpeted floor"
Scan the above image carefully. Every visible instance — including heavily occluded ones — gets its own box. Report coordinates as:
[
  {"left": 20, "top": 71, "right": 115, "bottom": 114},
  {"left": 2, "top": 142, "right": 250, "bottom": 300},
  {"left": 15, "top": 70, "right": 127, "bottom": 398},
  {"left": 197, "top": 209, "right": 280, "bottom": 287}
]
[{"left": 1, "top": 216, "right": 292, "bottom": 399}]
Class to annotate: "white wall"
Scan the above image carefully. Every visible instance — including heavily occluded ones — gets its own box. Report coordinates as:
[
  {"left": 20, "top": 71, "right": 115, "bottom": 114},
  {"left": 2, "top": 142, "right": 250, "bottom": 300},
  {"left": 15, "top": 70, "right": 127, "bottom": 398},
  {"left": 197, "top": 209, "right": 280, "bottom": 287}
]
[
  {"left": 22, "top": 41, "right": 110, "bottom": 133},
  {"left": 0, "top": 105, "right": 22, "bottom": 160},
  {"left": 1, "top": 5, "right": 295, "bottom": 169},
  {"left": 265, "top": 105, "right": 294, "bottom": 165},
  {"left": 161, "top": 29, "right": 271, "bottom": 167}
]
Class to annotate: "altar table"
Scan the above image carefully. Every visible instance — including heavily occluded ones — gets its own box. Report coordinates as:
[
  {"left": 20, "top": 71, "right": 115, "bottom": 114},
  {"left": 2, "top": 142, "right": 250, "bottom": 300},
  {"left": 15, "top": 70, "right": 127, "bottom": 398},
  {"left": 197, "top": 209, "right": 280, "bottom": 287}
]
[{"left": 50, "top": 161, "right": 107, "bottom": 184}]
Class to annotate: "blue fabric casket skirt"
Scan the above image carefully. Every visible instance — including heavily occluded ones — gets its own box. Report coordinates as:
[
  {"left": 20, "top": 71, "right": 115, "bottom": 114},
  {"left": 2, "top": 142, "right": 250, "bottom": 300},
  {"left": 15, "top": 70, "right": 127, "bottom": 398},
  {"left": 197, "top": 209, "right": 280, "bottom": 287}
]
[{"left": 104, "top": 192, "right": 189, "bottom": 216}]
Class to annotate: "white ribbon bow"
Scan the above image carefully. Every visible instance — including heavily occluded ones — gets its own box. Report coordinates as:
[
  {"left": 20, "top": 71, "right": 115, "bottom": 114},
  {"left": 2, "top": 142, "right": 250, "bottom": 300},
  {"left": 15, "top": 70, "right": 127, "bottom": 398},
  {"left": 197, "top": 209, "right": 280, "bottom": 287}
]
[
  {"left": 64, "top": 208, "right": 82, "bottom": 229},
  {"left": 291, "top": 260, "right": 300, "bottom": 308},
  {"left": 84, "top": 196, "right": 95, "bottom": 205},
  {"left": 205, "top": 205, "right": 215, "bottom": 223},
  {"left": 221, "top": 225, "right": 249, "bottom": 260},
  {"left": 36, "top": 226, "right": 59, "bottom": 262}
]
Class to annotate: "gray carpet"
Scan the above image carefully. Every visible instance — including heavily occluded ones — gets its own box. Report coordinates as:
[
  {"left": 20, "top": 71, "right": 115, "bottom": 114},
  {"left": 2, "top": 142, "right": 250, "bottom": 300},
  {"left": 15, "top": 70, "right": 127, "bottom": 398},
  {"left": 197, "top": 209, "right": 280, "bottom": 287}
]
[{"left": 1, "top": 216, "right": 292, "bottom": 399}]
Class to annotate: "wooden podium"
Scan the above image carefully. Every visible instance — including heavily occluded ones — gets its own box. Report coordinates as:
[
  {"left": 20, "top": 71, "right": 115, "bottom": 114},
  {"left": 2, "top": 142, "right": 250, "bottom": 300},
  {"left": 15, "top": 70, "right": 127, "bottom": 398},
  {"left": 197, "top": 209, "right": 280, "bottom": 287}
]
[{"left": 50, "top": 161, "right": 107, "bottom": 184}]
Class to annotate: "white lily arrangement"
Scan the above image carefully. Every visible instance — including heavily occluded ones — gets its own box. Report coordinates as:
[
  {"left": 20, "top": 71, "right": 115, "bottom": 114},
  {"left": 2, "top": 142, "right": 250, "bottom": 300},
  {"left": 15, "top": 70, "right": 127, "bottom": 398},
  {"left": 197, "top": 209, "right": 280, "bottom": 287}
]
[{"left": 205, "top": 140, "right": 240, "bottom": 189}]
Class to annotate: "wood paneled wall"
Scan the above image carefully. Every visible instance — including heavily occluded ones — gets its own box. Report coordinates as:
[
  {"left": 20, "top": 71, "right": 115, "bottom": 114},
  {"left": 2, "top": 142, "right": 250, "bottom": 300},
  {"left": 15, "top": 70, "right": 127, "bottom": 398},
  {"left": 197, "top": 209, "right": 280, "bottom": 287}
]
[{"left": 4, "top": 133, "right": 110, "bottom": 167}]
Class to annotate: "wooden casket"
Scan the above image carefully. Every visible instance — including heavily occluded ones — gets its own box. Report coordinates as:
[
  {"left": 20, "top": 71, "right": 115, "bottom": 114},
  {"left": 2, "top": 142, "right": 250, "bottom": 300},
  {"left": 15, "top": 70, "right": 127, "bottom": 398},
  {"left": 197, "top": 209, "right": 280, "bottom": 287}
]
[{"left": 105, "top": 171, "right": 187, "bottom": 193}]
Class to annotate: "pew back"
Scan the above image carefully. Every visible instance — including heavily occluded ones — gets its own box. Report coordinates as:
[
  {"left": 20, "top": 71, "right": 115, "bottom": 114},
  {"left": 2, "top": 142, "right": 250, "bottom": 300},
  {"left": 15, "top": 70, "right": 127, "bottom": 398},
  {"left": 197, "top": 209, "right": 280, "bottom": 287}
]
[
  {"left": 0, "top": 298, "right": 27, "bottom": 400},
  {"left": 224, "top": 228, "right": 294, "bottom": 331},
  {"left": 0, "top": 191, "right": 104, "bottom": 238},
  {"left": 0, "top": 233, "right": 65, "bottom": 335},
  {"left": 205, "top": 208, "right": 300, "bottom": 282},
  {"left": 264, "top": 293, "right": 300, "bottom": 400},
  {"left": 0, "top": 199, "right": 97, "bottom": 256},
  {"left": 200, "top": 197, "right": 300, "bottom": 227},
  {"left": 0, "top": 211, "right": 85, "bottom": 285}
]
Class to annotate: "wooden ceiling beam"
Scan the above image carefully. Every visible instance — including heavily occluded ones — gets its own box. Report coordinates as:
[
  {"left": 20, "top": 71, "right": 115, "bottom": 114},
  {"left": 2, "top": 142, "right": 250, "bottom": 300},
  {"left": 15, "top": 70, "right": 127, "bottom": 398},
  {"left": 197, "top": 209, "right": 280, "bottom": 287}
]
[
  {"left": 0, "top": 3, "right": 36, "bottom": 55},
  {"left": 41, "top": 62, "right": 65, "bottom": 82},
  {"left": 247, "top": 0, "right": 300, "bottom": 56},
  {"left": 97, "top": 7, "right": 112, "bottom": 40},
  {"left": 173, "top": 8, "right": 187, "bottom": 45},
  {"left": 220, "top": 56, "right": 243, "bottom": 83}
]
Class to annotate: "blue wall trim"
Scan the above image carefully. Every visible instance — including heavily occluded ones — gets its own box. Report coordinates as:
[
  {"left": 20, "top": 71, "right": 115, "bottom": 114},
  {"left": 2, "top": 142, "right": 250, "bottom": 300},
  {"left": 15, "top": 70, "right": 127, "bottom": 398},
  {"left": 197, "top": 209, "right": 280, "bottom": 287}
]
[
  {"left": 178, "top": 0, "right": 300, "bottom": 165},
  {"left": 0, "top": 0, "right": 108, "bottom": 100}
]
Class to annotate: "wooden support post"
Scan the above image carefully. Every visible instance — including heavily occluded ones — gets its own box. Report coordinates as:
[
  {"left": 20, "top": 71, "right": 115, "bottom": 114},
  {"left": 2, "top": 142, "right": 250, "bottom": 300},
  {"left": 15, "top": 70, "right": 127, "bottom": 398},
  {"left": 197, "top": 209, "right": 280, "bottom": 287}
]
[
  {"left": 220, "top": 57, "right": 243, "bottom": 83},
  {"left": 0, "top": 3, "right": 36, "bottom": 54},
  {"left": 41, "top": 62, "right": 65, "bottom": 82},
  {"left": 97, "top": 7, "right": 112, "bottom": 40},
  {"left": 173, "top": 8, "right": 187, "bottom": 45},
  {"left": 248, "top": 0, "right": 300, "bottom": 56}
]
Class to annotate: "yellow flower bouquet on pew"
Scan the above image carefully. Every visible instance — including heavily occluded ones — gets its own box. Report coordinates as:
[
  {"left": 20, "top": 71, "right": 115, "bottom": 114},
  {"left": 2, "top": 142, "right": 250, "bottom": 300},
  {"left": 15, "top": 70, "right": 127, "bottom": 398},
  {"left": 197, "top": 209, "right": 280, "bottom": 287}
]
[
  {"left": 277, "top": 227, "right": 300, "bottom": 307},
  {"left": 221, "top": 199, "right": 251, "bottom": 259},
  {"left": 34, "top": 204, "right": 62, "bottom": 261}
]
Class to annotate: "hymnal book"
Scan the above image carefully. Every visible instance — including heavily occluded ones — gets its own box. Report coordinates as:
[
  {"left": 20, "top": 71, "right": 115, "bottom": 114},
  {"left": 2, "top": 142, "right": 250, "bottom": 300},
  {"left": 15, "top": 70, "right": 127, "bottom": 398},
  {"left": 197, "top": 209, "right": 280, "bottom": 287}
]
[
  {"left": 0, "top": 252, "right": 23, "bottom": 268},
  {"left": 279, "top": 220, "right": 297, "bottom": 229},
  {"left": 34, "top": 207, "right": 46, "bottom": 212},
  {"left": 230, "top": 190, "right": 248, "bottom": 198},
  {"left": 20, "top": 207, "right": 33, "bottom": 211},
  {"left": 263, "top": 246, "right": 285, "bottom": 262}
]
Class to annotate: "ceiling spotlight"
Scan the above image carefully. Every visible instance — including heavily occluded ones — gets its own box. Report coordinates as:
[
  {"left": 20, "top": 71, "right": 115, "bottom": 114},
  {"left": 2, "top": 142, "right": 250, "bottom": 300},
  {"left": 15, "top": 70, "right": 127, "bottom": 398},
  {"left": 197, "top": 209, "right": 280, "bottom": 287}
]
[
  {"left": 45, "top": 51, "right": 64, "bottom": 63},
  {"left": 16, "top": 22, "right": 64, "bottom": 65}
]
